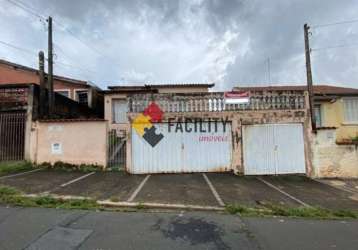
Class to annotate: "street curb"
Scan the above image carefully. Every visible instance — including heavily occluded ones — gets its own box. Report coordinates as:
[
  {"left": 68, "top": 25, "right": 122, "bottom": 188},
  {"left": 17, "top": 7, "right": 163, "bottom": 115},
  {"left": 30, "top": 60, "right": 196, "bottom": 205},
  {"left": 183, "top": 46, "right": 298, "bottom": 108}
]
[
  {"left": 20, "top": 194, "right": 225, "bottom": 211},
  {"left": 98, "top": 200, "right": 225, "bottom": 211}
]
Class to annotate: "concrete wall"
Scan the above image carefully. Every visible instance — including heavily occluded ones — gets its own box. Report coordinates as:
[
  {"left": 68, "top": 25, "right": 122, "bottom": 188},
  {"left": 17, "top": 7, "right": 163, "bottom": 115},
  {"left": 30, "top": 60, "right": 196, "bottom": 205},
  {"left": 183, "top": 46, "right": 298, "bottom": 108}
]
[
  {"left": 30, "top": 120, "right": 107, "bottom": 167},
  {"left": 320, "top": 99, "right": 358, "bottom": 141},
  {"left": 312, "top": 129, "right": 358, "bottom": 178}
]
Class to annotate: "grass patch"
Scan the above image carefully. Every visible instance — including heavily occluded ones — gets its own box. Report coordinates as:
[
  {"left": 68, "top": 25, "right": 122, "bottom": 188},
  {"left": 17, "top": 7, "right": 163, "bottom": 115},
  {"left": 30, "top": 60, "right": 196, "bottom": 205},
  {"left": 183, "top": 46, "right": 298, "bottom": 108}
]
[
  {"left": 135, "top": 202, "right": 146, "bottom": 210},
  {"left": 0, "top": 161, "right": 34, "bottom": 176},
  {"left": 40, "top": 161, "right": 103, "bottom": 172},
  {"left": 0, "top": 185, "right": 21, "bottom": 196},
  {"left": 110, "top": 197, "right": 120, "bottom": 202},
  {"left": 226, "top": 203, "right": 358, "bottom": 219},
  {"left": 0, "top": 185, "right": 99, "bottom": 210}
]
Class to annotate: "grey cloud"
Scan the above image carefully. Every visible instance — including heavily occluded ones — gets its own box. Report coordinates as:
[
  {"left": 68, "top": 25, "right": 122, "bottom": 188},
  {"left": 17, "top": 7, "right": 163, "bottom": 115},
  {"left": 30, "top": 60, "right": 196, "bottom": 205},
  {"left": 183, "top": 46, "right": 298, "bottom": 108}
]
[{"left": 0, "top": 0, "right": 357, "bottom": 90}]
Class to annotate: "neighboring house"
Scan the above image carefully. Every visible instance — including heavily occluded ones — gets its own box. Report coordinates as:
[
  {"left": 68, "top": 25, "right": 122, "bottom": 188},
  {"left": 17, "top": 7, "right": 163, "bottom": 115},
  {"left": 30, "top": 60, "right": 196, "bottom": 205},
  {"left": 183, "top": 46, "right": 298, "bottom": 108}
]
[
  {"left": 233, "top": 85, "right": 358, "bottom": 142},
  {"left": 0, "top": 59, "right": 103, "bottom": 114},
  {"left": 103, "top": 83, "right": 215, "bottom": 132}
]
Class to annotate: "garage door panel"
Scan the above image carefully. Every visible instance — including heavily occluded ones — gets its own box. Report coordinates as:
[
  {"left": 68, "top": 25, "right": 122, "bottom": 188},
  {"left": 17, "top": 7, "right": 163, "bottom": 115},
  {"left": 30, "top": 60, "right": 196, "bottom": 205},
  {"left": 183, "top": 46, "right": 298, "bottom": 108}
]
[
  {"left": 243, "top": 125, "right": 276, "bottom": 175},
  {"left": 132, "top": 125, "right": 183, "bottom": 173},
  {"left": 182, "top": 123, "right": 232, "bottom": 172},
  {"left": 131, "top": 123, "right": 232, "bottom": 173},
  {"left": 274, "top": 124, "right": 306, "bottom": 174},
  {"left": 244, "top": 124, "right": 306, "bottom": 175}
]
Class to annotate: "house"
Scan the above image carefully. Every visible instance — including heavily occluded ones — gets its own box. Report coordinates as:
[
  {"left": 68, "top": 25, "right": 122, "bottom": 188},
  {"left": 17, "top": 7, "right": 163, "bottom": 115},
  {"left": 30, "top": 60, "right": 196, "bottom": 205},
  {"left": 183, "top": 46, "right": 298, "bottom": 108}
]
[
  {"left": 103, "top": 83, "right": 215, "bottom": 132},
  {"left": 233, "top": 85, "right": 358, "bottom": 142},
  {"left": 0, "top": 59, "right": 103, "bottom": 114},
  {"left": 233, "top": 84, "right": 358, "bottom": 178},
  {"left": 103, "top": 85, "right": 310, "bottom": 175},
  {"left": 0, "top": 83, "right": 102, "bottom": 162}
]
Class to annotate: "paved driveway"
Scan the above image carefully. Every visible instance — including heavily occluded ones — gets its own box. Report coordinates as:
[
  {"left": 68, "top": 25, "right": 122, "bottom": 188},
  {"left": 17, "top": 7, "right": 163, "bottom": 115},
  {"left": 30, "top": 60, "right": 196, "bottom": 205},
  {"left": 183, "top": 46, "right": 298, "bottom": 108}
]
[{"left": 0, "top": 169, "right": 358, "bottom": 210}]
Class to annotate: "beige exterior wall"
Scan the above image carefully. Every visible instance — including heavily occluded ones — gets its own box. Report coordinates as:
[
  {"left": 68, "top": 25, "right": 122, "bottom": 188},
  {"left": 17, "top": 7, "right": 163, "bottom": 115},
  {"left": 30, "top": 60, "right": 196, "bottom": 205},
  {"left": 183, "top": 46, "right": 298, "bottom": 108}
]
[
  {"left": 312, "top": 129, "right": 358, "bottom": 178},
  {"left": 30, "top": 121, "right": 107, "bottom": 167},
  {"left": 320, "top": 98, "right": 358, "bottom": 141}
]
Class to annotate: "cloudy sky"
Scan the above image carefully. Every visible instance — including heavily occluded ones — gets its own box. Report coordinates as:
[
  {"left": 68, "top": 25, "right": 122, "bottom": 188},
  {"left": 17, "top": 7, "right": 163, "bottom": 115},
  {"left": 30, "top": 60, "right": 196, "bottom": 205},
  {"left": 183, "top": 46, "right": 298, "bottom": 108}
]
[{"left": 0, "top": 0, "right": 358, "bottom": 90}]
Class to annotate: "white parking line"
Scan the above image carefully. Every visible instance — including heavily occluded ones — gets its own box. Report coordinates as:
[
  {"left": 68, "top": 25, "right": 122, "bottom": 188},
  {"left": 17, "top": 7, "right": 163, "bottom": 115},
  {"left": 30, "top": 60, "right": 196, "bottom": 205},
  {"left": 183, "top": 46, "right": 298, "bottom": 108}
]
[
  {"left": 257, "top": 177, "right": 310, "bottom": 207},
  {"left": 0, "top": 168, "right": 44, "bottom": 180},
  {"left": 127, "top": 175, "right": 151, "bottom": 202},
  {"left": 203, "top": 173, "right": 225, "bottom": 207},
  {"left": 60, "top": 172, "right": 95, "bottom": 187}
]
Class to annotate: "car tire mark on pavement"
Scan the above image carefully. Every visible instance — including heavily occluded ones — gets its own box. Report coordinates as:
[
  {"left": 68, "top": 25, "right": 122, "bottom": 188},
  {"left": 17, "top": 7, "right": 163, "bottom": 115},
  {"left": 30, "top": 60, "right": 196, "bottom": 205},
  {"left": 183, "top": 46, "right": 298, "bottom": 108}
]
[
  {"left": 127, "top": 174, "right": 151, "bottom": 202},
  {"left": 203, "top": 173, "right": 225, "bottom": 207},
  {"left": 0, "top": 168, "right": 44, "bottom": 180},
  {"left": 257, "top": 177, "right": 310, "bottom": 207}
]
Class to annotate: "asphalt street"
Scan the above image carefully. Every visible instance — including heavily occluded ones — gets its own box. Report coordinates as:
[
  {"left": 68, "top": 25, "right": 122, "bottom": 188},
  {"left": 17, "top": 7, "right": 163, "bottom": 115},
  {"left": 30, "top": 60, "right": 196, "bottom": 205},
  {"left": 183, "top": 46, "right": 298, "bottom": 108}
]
[{"left": 0, "top": 206, "right": 358, "bottom": 250}]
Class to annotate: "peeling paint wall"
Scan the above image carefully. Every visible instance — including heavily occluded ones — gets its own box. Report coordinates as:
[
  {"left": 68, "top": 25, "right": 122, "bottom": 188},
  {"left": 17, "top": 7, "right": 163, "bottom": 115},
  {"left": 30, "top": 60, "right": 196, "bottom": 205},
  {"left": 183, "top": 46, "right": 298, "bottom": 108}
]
[{"left": 312, "top": 129, "right": 358, "bottom": 178}]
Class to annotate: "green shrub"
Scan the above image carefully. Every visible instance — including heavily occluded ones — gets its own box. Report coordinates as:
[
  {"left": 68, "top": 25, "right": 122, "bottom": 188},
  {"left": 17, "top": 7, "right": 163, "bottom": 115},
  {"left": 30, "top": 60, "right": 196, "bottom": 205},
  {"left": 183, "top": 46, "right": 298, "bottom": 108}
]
[
  {"left": 0, "top": 186, "right": 21, "bottom": 196},
  {"left": 0, "top": 161, "right": 34, "bottom": 175}
]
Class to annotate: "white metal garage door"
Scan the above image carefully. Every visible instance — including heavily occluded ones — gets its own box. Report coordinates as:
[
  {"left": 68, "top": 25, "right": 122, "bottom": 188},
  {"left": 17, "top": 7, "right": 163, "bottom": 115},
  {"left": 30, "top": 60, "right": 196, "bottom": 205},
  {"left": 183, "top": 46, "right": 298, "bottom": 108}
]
[
  {"left": 131, "top": 122, "right": 232, "bottom": 174},
  {"left": 243, "top": 124, "right": 306, "bottom": 175}
]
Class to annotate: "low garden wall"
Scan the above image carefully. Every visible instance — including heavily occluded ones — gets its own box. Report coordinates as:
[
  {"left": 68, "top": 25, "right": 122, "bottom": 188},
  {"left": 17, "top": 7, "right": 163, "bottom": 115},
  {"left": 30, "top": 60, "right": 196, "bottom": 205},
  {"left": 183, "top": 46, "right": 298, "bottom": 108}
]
[
  {"left": 312, "top": 128, "right": 358, "bottom": 178},
  {"left": 30, "top": 119, "right": 107, "bottom": 168}
]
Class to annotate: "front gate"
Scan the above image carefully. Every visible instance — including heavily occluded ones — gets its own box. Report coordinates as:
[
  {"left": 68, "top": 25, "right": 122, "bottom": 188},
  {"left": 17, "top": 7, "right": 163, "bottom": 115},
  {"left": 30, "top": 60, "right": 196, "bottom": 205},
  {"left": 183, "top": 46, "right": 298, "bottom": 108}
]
[
  {"left": 107, "top": 130, "right": 126, "bottom": 169},
  {"left": 0, "top": 112, "right": 26, "bottom": 161}
]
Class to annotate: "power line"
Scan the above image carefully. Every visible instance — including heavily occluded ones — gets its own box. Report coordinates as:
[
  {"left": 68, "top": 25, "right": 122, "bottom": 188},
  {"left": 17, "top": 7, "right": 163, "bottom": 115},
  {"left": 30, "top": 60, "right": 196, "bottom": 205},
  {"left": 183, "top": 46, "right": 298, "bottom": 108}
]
[
  {"left": 54, "top": 60, "right": 96, "bottom": 74},
  {"left": 0, "top": 39, "right": 96, "bottom": 79},
  {"left": 5, "top": 0, "right": 107, "bottom": 58},
  {"left": 4, "top": 0, "right": 45, "bottom": 20},
  {"left": 311, "top": 42, "right": 358, "bottom": 51},
  {"left": 52, "top": 19, "right": 105, "bottom": 57},
  {"left": 312, "top": 19, "right": 358, "bottom": 29},
  {"left": 0, "top": 40, "right": 37, "bottom": 55}
]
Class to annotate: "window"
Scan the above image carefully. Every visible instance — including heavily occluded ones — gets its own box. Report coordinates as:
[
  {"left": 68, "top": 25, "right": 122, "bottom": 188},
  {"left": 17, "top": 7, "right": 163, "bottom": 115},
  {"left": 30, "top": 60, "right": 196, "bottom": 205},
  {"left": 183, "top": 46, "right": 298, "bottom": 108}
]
[
  {"left": 314, "top": 104, "right": 322, "bottom": 127},
  {"left": 343, "top": 98, "right": 358, "bottom": 123},
  {"left": 55, "top": 90, "right": 69, "bottom": 98},
  {"left": 112, "top": 99, "right": 128, "bottom": 123},
  {"left": 75, "top": 90, "right": 88, "bottom": 105}
]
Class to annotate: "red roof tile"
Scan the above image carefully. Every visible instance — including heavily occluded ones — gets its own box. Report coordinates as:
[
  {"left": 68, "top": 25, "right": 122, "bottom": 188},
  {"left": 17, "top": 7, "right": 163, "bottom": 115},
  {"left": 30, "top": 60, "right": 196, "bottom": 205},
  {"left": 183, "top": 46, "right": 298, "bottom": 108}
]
[{"left": 233, "top": 84, "right": 358, "bottom": 95}]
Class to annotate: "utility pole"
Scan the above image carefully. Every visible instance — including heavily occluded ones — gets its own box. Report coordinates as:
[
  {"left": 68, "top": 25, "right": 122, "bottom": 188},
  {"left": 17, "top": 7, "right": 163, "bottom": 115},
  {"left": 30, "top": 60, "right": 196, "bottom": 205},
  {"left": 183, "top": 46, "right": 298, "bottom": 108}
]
[
  {"left": 47, "top": 16, "right": 54, "bottom": 116},
  {"left": 38, "top": 51, "right": 47, "bottom": 117},
  {"left": 304, "top": 23, "right": 316, "bottom": 132}
]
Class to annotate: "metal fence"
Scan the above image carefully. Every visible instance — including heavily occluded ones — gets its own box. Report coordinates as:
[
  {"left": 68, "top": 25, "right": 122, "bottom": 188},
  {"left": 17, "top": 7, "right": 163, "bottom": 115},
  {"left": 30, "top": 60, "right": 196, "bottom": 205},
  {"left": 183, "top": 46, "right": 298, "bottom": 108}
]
[
  {"left": 0, "top": 112, "right": 26, "bottom": 161},
  {"left": 107, "top": 130, "right": 126, "bottom": 169}
]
